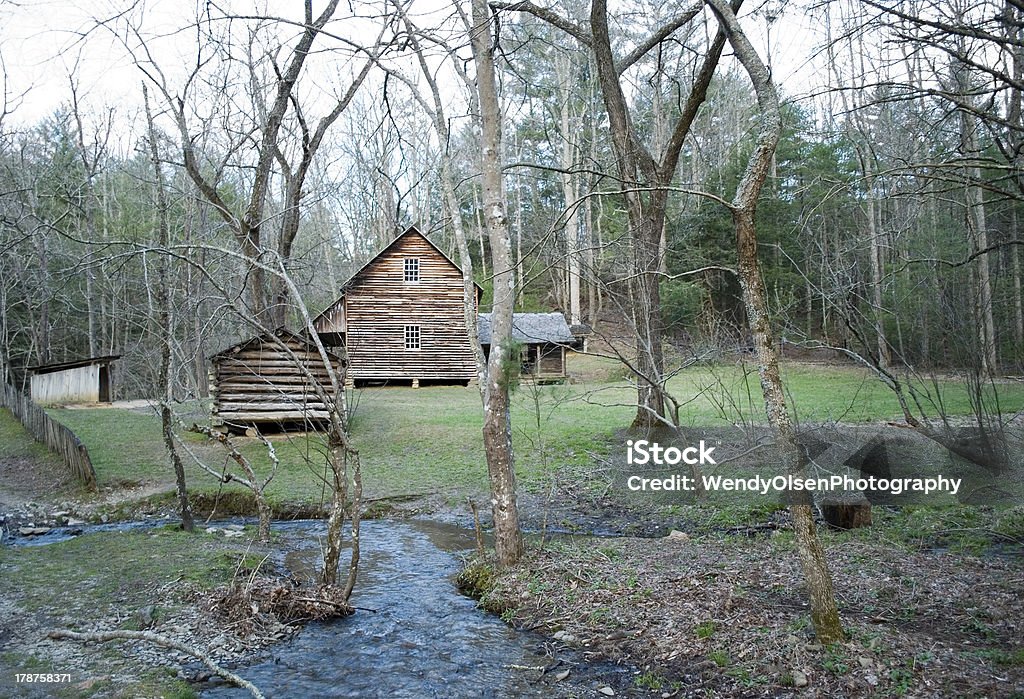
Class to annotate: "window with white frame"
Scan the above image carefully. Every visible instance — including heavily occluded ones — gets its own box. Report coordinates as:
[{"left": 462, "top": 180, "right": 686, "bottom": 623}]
[
  {"left": 404, "top": 258, "right": 420, "bottom": 283},
  {"left": 404, "top": 325, "right": 421, "bottom": 350}
]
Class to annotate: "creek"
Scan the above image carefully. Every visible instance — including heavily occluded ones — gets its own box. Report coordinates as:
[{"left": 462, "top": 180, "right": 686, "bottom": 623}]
[
  {"left": 3, "top": 516, "right": 634, "bottom": 697},
  {"left": 199, "top": 518, "right": 631, "bottom": 697}
]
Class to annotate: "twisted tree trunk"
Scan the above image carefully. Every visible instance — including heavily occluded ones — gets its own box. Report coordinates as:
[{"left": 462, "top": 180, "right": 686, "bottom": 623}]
[{"left": 706, "top": 0, "right": 843, "bottom": 644}]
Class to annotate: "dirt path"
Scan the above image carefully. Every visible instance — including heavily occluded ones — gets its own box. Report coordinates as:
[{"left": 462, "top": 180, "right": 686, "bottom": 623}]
[{"left": 0, "top": 453, "right": 74, "bottom": 510}]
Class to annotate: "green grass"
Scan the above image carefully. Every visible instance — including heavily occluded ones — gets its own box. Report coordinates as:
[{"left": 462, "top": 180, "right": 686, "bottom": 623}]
[
  {"left": 0, "top": 526, "right": 254, "bottom": 698},
  {"left": 0, "top": 408, "right": 61, "bottom": 463},
  {"left": 42, "top": 356, "right": 1024, "bottom": 514},
  {"left": 2, "top": 526, "right": 241, "bottom": 614}
]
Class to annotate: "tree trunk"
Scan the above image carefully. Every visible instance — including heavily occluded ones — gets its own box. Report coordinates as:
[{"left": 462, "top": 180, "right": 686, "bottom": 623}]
[
  {"left": 862, "top": 152, "right": 890, "bottom": 368},
  {"left": 144, "top": 85, "right": 194, "bottom": 533},
  {"left": 706, "top": 0, "right": 843, "bottom": 644},
  {"left": 1013, "top": 218, "right": 1024, "bottom": 355},
  {"left": 960, "top": 105, "right": 998, "bottom": 374},
  {"left": 557, "top": 53, "right": 583, "bottom": 326},
  {"left": 470, "top": 0, "right": 524, "bottom": 566},
  {"left": 737, "top": 210, "right": 843, "bottom": 643},
  {"left": 630, "top": 208, "right": 667, "bottom": 431},
  {"left": 320, "top": 441, "right": 348, "bottom": 587}
]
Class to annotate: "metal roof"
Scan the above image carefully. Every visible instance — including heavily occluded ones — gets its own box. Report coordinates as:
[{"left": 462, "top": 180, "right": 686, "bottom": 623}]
[
  {"left": 477, "top": 312, "right": 575, "bottom": 346},
  {"left": 26, "top": 355, "right": 120, "bottom": 375}
]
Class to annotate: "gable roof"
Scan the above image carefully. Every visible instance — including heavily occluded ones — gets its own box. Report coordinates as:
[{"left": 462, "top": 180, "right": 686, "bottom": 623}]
[
  {"left": 477, "top": 312, "right": 575, "bottom": 346},
  {"left": 210, "top": 327, "right": 342, "bottom": 362},
  {"left": 313, "top": 226, "right": 482, "bottom": 325},
  {"left": 345, "top": 226, "right": 480, "bottom": 292}
]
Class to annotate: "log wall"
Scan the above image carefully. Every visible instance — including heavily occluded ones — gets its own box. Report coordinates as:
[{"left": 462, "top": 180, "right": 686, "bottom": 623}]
[
  {"left": 211, "top": 335, "right": 345, "bottom": 426},
  {"left": 0, "top": 383, "right": 98, "bottom": 490}
]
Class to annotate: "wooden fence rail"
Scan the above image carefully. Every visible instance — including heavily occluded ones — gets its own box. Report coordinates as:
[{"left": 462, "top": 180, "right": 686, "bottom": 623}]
[{"left": 0, "top": 383, "right": 98, "bottom": 491}]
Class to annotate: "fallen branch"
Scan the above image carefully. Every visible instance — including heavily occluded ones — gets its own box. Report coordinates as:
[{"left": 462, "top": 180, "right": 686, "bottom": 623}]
[{"left": 47, "top": 628, "right": 265, "bottom": 699}]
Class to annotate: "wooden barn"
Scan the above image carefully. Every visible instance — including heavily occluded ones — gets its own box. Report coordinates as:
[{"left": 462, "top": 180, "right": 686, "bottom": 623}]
[
  {"left": 28, "top": 355, "right": 119, "bottom": 406},
  {"left": 314, "top": 226, "right": 480, "bottom": 387},
  {"left": 478, "top": 312, "right": 574, "bottom": 381},
  {"left": 209, "top": 329, "right": 344, "bottom": 431}
]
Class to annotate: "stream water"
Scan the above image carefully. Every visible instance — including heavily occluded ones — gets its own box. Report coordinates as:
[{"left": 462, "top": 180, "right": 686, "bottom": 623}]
[
  {"left": 4, "top": 517, "right": 635, "bottom": 696},
  {"left": 195, "top": 519, "right": 634, "bottom": 698}
]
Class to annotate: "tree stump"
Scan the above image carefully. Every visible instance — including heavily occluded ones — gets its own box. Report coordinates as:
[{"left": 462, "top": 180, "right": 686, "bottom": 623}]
[{"left": 820, "top": 497, "right": 872, "bottom": 529}]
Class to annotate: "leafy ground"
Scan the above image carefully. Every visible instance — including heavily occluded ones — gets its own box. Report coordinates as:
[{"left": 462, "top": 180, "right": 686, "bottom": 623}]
[{"left": 481, "top": 526, "right": 1024, "bottom": 698}]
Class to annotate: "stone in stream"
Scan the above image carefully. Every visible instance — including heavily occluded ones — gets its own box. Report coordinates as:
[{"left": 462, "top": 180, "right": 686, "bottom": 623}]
[
  {"left": 18, "top": 527, "right": 50, "bottom": 536},
  {"left": 598, "top": 686, "right": 615, "bottom": 696}
]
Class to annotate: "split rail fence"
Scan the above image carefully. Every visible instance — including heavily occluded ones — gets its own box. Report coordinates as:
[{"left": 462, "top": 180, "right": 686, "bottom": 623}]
[{"left": 0, "top": 383, "right": 98, "bottom": 490}]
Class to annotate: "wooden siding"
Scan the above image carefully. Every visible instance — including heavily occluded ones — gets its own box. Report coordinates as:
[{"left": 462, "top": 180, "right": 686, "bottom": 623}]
[
  {"left": 211, "top": 335, "right": 344, "bottom": 426},
  {"left": 31, "top": 364, "right": 100, "bottom": 405},
  {"left": 521, "top": 344, "right": 565, "bottom": 379},
  {"left": 538, "top": 345, "right": 565, "bottom": 376},
  {"left": 316, "top": 302, "right": 345, "bottom": 334},
  {"left": 338, "top": 231, "right": 476, "bottom": 383}
]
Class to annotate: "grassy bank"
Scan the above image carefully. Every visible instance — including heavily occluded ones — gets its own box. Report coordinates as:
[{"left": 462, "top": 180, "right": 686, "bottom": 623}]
[
  {"left": 44, "top": 356, "right": 1024, "bottom": 520},
  {"left": 0, "top": 525, "right": 268, "bottom": 699}
]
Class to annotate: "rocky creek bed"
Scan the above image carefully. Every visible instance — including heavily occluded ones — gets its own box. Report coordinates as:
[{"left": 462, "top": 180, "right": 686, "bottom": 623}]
[{"left": 0, "top": 517, "right": 639, "bottom": 698}]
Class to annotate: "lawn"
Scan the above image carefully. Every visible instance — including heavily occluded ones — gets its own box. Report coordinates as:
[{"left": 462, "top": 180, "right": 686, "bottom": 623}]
[{"left": 44, "top": 356, "right": 1024, "bottom": 515}]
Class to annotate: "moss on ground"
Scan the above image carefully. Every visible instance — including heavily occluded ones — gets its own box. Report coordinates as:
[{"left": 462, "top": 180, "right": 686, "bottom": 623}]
[{"left": 0, "top": 526, "right": 266, "bottom": 698}]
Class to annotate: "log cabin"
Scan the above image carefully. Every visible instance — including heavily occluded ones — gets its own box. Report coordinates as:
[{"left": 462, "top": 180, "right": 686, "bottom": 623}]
[
  {"left": 209, "top": 329, "right": 344, "bottom": 431},
  {"left": 314, "top": 226, "right": 480, "bottom": 387},
  {"left": 478, "top": 312, "right": 574, "bottom": 381}
]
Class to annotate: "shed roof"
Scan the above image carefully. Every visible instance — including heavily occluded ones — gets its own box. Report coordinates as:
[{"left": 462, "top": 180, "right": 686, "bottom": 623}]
[
  {"left": 27, "top": 355, "right": 120, "bottom": 375},
  {"left": 477, "top": 312, "right": 574, "bottom": 346},
  {"left": 210, "top": 328, "right": 342, "bottom": 362}
]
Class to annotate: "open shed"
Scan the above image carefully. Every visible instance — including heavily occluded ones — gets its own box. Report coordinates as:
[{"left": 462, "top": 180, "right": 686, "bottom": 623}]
[
  {"left": 209, "top": 329, "right": 344, "bottom": 432},
  {"left": 28, "top": 355, "right": 119, "bottom": 406},
  {"left": 478, "top": 312, "right": 574, "bottom": 381}
]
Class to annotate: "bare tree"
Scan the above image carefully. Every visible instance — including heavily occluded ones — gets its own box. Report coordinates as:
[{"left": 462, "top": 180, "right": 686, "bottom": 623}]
[
  {"left": 143, "top": 83, "right": 194, "bottom": 532},
  {"left": 126, "top": 1, "right": 388, "bottom": 327},
  {"left": 704, "top": 0, "right": 843, "bottom": 644},
  {"left": 497, "top": 0, "right": 734, "bottom": 430},
  {"left": 470, "top": 0, "right": 525, "bottom": 565}
]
